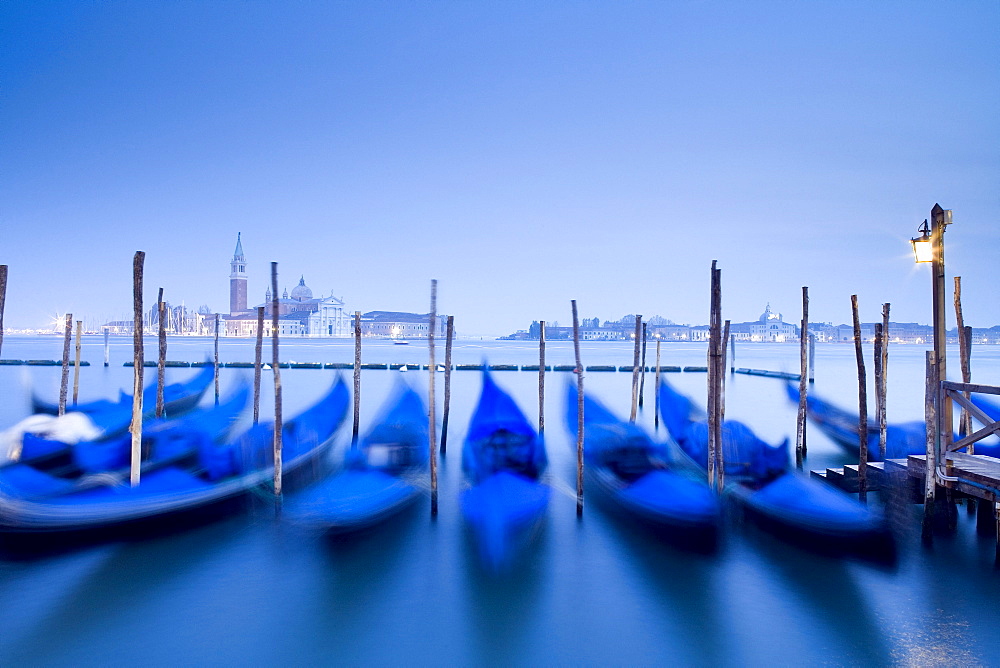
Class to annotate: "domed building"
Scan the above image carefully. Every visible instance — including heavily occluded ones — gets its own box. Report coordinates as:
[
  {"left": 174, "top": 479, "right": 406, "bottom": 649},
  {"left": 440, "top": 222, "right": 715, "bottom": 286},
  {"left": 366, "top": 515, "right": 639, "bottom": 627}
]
[
  {"left": 290, "top": 276, "right": 313, "bottom": 302},
  {"left": 223, "top": 235, "right": 349, "bottom": 337},
  {"left": 750, "top": 303, "right": 799, "bottom": 342}
]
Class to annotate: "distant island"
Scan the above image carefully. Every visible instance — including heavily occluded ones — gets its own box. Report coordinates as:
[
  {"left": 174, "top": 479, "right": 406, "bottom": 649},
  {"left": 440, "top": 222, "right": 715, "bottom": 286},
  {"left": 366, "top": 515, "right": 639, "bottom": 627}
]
[{"left": 499, "top": 305, "right": 1000, "bottom": 344}]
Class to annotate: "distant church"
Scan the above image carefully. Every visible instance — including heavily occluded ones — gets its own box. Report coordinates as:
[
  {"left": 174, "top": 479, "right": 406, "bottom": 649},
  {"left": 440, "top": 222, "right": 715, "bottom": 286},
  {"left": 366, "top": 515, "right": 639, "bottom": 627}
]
[{"left": 225, "top": 233, "right": 349, "bottom": 337}]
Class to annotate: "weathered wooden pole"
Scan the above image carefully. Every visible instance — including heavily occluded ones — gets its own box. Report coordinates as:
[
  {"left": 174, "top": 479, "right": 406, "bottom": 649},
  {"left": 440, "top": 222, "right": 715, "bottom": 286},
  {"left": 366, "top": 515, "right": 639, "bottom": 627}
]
[
  {"left": 922, "top": 350, "right": 937, "bottom": 544},
  {"left": 58, "top": 313, "right": 72, "bottom": 416},
  {"left": 720, "top": 319, "right": 730, "bottom": 421},
  {"left": 808, "top": 333, "right": 815, "bottom": 383},
  {"left": 213, "top": 313, "right": 221, "bottom": 406},
  {"left": 103, "top": 327, "right": 110, "bottom": 367},
  {"left": 72, "top": 320, "right": 82, "bottom": 406},
  {"left": 874, "top": 323, "right": 886, "bottom": 460},
  {"left": 629, "top": 315, "right": 642, "bottom": 422},
  {"left": 796, "top": 286, "right": 809, "bottom": 469},
  {"left": 270, "top": 262, "right": 283, "bottom": 497},
  {"left": 638, "top": 322, "right": 648, "bottom": 408},
  {"left": 654, "top": 338, "right": 662, "bottom": 431},
  {"left": 0, "top": 265, "right": 6, "bottom": 359},
  {"left": 930, "top": 205, "right": 952, "bottom": 471},
  {"left": 707, "top": 262, "right": 724, "bottom": 493},
  {"left": 440, "top": 314, "right": 454, "bottom": 454},
  {"left": 880, "top": 302, "right": 890, "bottom": 454},
  {"left": 253, "top": 306, "right": 264, "bottom": 424},
  {"left": 130, "top": 251, "right": 145, "bottom": 486},
  {"left": 538, "top": 320, "right": 546, "bottom": 435},
  {"left": 954, "top": 278, "right": 972, "bottom": 444},
  {"left": 156, "top": 288, "right": 166, "bottom": 418},
  {"left": 571, "top": 300, "right": 584, "bottom": 516},
  {"left": 729, "top": 333, "right": 735, "bottom": 374},
  {"left": 428, "top": 280, "right": 438, "bottom": 515},
  {"left": 352, "top": 311, "right": 361, "bottom": 446},
  {"left": 851, "top": 295, "right": 868, "bottom": 503}
]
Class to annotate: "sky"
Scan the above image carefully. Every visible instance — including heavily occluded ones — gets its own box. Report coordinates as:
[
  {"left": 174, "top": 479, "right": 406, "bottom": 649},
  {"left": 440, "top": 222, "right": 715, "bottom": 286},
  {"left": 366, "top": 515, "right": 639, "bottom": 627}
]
[{"left": 2, "top": 1, "right": 998, "bottom": 337}]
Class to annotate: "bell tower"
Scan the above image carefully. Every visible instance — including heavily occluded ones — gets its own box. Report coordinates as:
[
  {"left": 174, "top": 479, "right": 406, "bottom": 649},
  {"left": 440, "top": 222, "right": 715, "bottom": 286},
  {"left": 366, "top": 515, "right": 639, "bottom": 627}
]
[{"left": 230, "top": 233, "right": 248, "bottom": 315}]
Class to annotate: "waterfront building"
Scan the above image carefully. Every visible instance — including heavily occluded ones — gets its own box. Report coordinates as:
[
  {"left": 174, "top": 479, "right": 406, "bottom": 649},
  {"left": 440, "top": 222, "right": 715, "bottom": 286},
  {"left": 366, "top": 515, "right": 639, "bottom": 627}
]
[
  {"left": 361, "top": 311, "right": 449, "bottom": 339},
  {"left": 749, "top": 304, "right": 799, "bottom": 342}
]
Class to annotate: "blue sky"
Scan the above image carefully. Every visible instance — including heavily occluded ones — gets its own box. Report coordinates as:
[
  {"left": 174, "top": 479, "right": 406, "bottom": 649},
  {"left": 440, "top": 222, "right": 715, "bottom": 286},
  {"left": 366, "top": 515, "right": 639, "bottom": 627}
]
[{"left": 2, "top": 1, "right": 998, "bottom": 336}]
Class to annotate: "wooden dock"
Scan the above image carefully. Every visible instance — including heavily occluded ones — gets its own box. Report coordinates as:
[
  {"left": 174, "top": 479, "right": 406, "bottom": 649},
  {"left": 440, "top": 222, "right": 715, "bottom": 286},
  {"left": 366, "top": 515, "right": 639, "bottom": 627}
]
[{"left": 813, "top": 453, "right": 1000, "bottom": 504}]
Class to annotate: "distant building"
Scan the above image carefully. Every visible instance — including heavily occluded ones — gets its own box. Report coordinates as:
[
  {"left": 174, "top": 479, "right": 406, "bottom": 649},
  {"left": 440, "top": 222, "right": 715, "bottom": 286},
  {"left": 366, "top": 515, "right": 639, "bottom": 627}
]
[
  {"left": 749, "top": 303, "right": 798, "bottom": 342},
  {"left": 360, "top": 311, "right": 449, "bottom": 339},
  {"left": 221, "top": 235, "right": 349, "bottom": 337}
]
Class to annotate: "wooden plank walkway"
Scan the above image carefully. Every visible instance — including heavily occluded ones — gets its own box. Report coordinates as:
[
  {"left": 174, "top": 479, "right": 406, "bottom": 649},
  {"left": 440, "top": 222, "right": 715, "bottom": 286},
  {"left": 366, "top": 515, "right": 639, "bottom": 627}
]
[{"left": 813, "top": 453, "right": 1000, "bottom": 504}]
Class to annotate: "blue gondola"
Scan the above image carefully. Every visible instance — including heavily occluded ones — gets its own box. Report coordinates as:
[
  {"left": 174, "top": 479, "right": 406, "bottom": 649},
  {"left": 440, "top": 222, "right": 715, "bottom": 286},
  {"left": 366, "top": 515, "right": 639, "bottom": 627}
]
[
  {"left": 288, "top": 381, "right": 429, "bottom": 532},
  {"left": 784, "top": 383, "right": 926, "bottom": 460},
  {"left": 10, "top": 365, "right": 216, "bottom": 470},
  {"left": 659, "top": 379, "right": 891, "bottom": 553},
  {"left": 461, "top": 370, "right": 548, "bottom": 571},
  {"left": 564, "top": 383, "right": 719, "bottom": 545},
  {"left": 0, "top": 377, "right": 348, "bottom": 539},
  {"left": 29, "top": 364, "right": 215, "bottom": 439}
]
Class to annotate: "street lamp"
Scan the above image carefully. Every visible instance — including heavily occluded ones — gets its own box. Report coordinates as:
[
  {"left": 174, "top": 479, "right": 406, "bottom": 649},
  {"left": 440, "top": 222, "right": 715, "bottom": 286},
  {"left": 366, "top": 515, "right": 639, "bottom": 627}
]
[
  {"left": 914, "top": 204, "right": 954, "bottom": 497},
  {"left": 911, "top": 220, "right": 933, "bottom": 263}
]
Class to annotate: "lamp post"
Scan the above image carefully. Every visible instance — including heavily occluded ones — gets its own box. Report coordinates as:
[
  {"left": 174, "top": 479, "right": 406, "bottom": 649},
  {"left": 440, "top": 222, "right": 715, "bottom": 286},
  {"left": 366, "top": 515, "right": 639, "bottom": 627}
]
[{"left": 912, "top": 204, "right": 953, "bottom": 484}]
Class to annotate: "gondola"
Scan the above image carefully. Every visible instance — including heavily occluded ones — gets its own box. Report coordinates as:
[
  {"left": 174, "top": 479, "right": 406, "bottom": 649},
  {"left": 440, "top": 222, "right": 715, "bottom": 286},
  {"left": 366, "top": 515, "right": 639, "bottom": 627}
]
[
  {"left": 5, "top": 365, "right": 216, "bottom": 469},
  {"left": 26, "top": 363, "right": 215, "bottom": 442},
  {"left": 659, "top": 379, "right": 891, "bottom": 554},
  {"left": 784, "top": 383, "right": 925, "bottom": 460},
  {"left": 2, "top": 381, "right": 250, "bottom": 485},
  {"left": 564, "top": 383, "right": 719, "bottom": 546},
  {"left": 461, "top": 370, "right": 548, "bottom": 571},
  {"left": 287, "top": 381, "right": 429, "bottom": 532},
  {"left": 0, "top": 377, "right": 348, "bottom": 539}
]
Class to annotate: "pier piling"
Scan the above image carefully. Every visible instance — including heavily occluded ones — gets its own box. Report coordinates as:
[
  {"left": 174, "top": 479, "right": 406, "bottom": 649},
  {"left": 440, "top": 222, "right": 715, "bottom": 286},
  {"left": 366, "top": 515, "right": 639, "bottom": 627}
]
[
  {"left": 796, "top": 287, "right": 809, "bottom": 468},
  {"left": 270, "top": 262, "right": 282, "bottom": 498},
  {"left": 157, "top": 288, "right": 166, "bottom": 418},
  {"left": 130, "top": 251, "right": 144, "bottom": 486},
  {"left": 538, "top": 320, "right": 546, "bottom": 435},
  {"left": 428, "top": 280, "right": 438, "bottom": 516},
  {"left": 572, "top": 300, "right": 584, "bottom": 516},
  {"left": 954, "top": 278, "right": 973, "bottom": 444},
  {"left": 353, "top": 311, "right": 361, "bottom": 446},
  {"left": 253, "top": 306, "right": 263, "bottom": 424},
  {"left": 213, "top": 314, "right": 220, "bottom": 406},
  {"left": 441, "top": 315, "right": 454, "bottom": 454},
  {"left": 59, "top": 313, "right": 72, "bottom": 416},
  {"left": 638, "top": 322, "right": 647, "bottom": 408},
  {"left": 851, "top": 295, "right": 868, "bottom": 503},
  {"left": 707, "top": 262, "right": 724, "bottom": 493},
  {"left": 72, "top": 320, "right": 82, "bottom": 406},
  {"left": 0, "top": 265, "right": 6, "bottom": 359},
  {"left": 630, "top": 315, "right": 642, "bottom": 422}
]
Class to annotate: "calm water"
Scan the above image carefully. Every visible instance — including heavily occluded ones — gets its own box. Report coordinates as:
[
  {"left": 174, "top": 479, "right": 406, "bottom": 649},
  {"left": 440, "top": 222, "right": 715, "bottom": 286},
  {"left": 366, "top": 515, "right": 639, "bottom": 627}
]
[{"left": 1, "top": 335, "right": 999, "bottom": 666}]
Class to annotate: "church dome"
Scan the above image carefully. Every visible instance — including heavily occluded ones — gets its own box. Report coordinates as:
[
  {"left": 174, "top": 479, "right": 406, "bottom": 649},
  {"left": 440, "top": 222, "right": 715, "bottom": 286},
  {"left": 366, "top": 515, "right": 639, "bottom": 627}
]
[{"left": 290, "top": 276, "right": 313, "bottom": 302}]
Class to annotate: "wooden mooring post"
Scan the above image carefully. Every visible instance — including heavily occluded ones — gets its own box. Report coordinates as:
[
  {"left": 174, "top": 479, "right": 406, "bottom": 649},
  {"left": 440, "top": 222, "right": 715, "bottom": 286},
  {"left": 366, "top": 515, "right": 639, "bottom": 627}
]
[
  {"left": 538, "top": 320, "right": 546, "bottom": 435},
  {"left": 213, "top": 313, "right": 220, "bottom": 406},
  {"left": 130, "top": 252, "right": 144, "bottom": 486},
  {"left": 441, "top": 315, "right": 454, "bottom": 454},
  {"left": 729, "top": 333, "right": 735, "bottom": 374},
  {"left": 0, "top": 265, "right": 6, "bottom": 359},
  {"left": 253, "top": 306, "right": 263, "bottom": 424},
  {"left": 808, "top": 334, "right": 815, "bottom": 383},
  {"left": 707, "top": 262, "right": 724, "bottom": 493},
  {"left": 654, "top": 338, "right": 661, "bottom": 431},
  {"left": 103, "top": 327, "right": 110, "bottom": 367},
  {"left": 428, "top": 280, "right": 438, "bottom": 515},
  {"left": 954, "top": 278, "right": 973, "bottom": 444},
  {"left": 796, "top": 287, "right": 808, "bottom": 469},
  {"left": 58, "top": 313, "right": 72, "bottom": 416},
  {"left": 571, "top": 300, "right": 584, "bottom": 516},
  {"left": 352, "top": 311, "right": 361, "bottom": 446},
  {"left": 270, "top": 262, "right": 283, "bottom": 498},
  {"left": 156, "top": 288, "right": 166, "bottom": 418},
  {"left": 720, "top": 319, "right": 730, "bottom": 421},
  {"left": 629, "top": 315, "right": 642, "bottom": 422},
  {"left": 72, "top": 320, "right": 82, "bottom": 406},
  {"left": 851, "top": 295, "right": 868, "bottom": 503},
  {"left": 638, "top": 322, "right": 647, "bottom": 408},
  {"left": 922, "top": 351, "right": 937, "bottom": 543}
]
